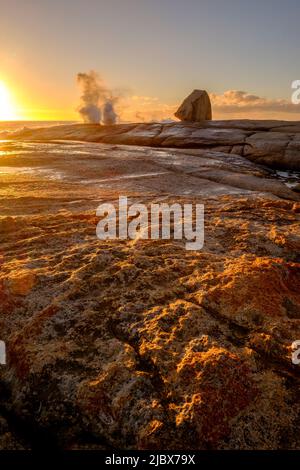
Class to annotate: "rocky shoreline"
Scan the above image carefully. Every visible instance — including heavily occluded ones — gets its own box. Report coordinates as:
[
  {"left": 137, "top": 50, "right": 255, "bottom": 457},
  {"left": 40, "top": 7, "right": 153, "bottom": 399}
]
[
  {"left": 5, "top": 119, "right": 300, "bottom": 171},
  {"left": 0, "top": 122, "right": 300, "bottom": 449}
]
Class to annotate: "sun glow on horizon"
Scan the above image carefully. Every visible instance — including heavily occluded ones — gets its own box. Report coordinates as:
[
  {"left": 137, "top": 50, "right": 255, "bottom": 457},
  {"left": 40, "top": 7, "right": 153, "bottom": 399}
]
[{"left": 0, "top": 82, "right": 18, "bottom": 120}]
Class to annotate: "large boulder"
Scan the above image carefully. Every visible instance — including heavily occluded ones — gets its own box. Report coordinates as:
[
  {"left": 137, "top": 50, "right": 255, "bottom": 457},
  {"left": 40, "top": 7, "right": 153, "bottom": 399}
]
[{"left": 175, "top": 89, "right": 212, "bottom": 122}]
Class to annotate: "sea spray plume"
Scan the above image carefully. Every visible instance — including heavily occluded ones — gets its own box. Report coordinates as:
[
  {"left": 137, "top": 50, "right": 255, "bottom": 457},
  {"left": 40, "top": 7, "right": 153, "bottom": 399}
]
[
  {"left": 77, "top": 71, "right": 104, "bottom": 123},
  {"left": 77, "top": 71, "right": 118, "bottom": 124},
  {"left": 103, "top": 100, "right": 118, "bottom": 125},
  {"left": 78, "top": 102, "right": 101, "bottom": 123}
]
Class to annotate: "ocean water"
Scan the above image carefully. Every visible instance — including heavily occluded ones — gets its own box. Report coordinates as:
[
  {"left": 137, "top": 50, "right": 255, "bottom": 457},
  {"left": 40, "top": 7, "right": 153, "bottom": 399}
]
[
  {"left": 274, "top": 169, "right": 300, "bottom": 189},
  {"left": 0, "top": 120, "right": 76, "bottom": 133}
]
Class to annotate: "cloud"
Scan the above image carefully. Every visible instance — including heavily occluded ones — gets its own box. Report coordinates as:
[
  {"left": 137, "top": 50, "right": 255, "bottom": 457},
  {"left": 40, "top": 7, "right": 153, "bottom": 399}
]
[
  {"left": 210, "top": 90, "right": 300, "bottom": 119},
  {"left": 116, "top": 95, "right": 177, "bottom": 122},
  {"left": 115, "top": 89, "right": 300, "bottom": 122}
]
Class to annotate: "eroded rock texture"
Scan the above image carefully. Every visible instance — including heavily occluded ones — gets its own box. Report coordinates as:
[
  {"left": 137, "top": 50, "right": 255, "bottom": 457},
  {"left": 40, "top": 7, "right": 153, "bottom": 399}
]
[{"left": 0, "top": 127, "right": 299, "bottom": 450}]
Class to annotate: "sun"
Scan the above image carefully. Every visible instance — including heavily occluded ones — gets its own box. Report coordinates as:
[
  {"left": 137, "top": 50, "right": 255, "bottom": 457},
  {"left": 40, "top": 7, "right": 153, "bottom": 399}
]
[{"left": 0, "top": 82, "right": 17, "bottom": 120}]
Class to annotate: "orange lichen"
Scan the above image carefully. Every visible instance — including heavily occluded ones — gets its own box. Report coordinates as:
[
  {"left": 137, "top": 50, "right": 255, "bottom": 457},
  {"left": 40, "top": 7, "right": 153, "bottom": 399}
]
[
  {"left": 176, "top": 348, "right": 257, "bottom": 445},
  {"left": 8, "top": 271, "right": 36, "bottom": 296}
]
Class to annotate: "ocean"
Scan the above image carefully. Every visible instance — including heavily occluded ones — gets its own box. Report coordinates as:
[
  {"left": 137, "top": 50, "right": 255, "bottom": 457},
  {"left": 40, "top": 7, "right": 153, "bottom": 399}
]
[{"left": 0, "top": 120, "right": 76, "bottom": 133}]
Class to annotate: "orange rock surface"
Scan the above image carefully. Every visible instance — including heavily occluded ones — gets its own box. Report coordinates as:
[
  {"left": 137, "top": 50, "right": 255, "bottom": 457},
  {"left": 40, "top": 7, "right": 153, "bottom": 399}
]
[{"left": 0, "top": 136, "right": 299, "bottom": 449}]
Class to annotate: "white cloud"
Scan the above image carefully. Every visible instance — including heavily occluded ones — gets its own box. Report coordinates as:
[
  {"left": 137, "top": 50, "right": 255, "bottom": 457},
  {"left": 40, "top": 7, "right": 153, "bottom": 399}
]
[{"left": 210, "top": 90, "right": 300, "bottom": 118}]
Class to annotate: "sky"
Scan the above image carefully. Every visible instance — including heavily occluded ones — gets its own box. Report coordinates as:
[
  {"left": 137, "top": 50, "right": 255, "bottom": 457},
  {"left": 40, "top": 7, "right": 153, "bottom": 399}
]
[{"left": 1, "top": 0, "right": 300, "bottom": 121}]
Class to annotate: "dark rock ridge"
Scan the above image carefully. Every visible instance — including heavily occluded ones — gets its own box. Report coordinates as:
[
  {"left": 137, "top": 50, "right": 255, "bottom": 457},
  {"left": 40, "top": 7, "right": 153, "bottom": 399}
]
[{"left": 6, "top": 119, "right": 300, "bottom": 171}]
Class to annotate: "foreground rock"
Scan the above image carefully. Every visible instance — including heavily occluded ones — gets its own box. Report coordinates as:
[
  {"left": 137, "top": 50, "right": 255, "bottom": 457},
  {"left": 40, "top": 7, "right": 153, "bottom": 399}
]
[
  {"left": 0, "top": 141, "right": 297, "bottom": 204},
  {"left": 5, "top": 119, "right": 300, "bottom": 171},
  {"left": 0, "top": 139, "right": 299, "bottom": 450},
  {"left": 175, "top": 89, "right": 212, "bottom": 121},
  {"left": 0, "top": 197, "right": 300, "bottom": 450}
]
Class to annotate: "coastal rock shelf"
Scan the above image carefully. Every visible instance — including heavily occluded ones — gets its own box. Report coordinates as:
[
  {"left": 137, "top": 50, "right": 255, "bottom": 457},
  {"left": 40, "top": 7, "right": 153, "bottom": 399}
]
[
  {"left": 5, "top": 119, "right": 300, "bottom": 171},
  {"left": 0, "top": 127, "right": 299, "bottom": 450}
]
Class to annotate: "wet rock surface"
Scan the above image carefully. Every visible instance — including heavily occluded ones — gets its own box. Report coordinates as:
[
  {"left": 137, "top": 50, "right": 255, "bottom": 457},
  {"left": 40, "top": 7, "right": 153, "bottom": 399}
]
[
  {"left": 5, "top": 119, "right": 300, "bottom": 171},
  {"left": 0, "top": 133, "right": 299, "bottom": 450}
]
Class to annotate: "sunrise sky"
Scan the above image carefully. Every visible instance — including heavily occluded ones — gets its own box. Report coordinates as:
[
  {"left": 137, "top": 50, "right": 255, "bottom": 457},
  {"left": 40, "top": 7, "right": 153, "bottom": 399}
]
[{"left": 1, "top": 0, "right": 300, "bottom": 121}]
